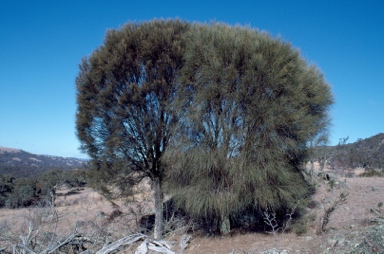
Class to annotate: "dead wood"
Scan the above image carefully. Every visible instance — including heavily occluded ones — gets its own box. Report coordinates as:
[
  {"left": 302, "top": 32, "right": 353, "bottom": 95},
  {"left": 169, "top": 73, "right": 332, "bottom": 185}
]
[
  {"left": 12, "top": 227, "right": 80, "bottom": 254},
  {"left": 95, "top": 233, "right": 146, "bottom": 254},
  {"left": 134, "top": 239, "right": 148, "bottom": 254},
  {"left": 96, "top": 233, "right": 176, "bottom": 254}
]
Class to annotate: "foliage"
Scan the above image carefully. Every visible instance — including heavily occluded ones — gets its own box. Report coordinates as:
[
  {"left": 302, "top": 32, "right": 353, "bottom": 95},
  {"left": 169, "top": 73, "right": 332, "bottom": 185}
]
[
  {"left": 0, "top": 169, "right": 88, "bottom": 209},
  {"left": 312, "top": 133, "right": 384, "bottom": 171},
  {"left": 359, "top": 170, "right": 384, "bottom": 177},
  {"left": 5, "top": 177, "right": 39, "bottom": 208},
  {"left": 76, "top": 19, "right": 332, "bottom": 236},
  {"left": 164, "top": 23, "right": 333, "bottom": 234},
  {"left": 0, "top": 174, "right": 14, "bottom": 207},
  {"left": 39, "top": 169, "right": 88, "bottom": 190},
  {"left": 344, "top": 133, "right": 384, "bottom": 169},
  {"left": 75, "top": 19, "right": 190, "bottom": 239}
]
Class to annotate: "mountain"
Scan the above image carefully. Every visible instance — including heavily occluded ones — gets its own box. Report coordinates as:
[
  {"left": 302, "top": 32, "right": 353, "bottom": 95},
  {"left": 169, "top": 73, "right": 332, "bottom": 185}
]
[
  {"left": 0, "top": 146, "right": 87, "bottom": 178},
  {"left": 340, "top": 133, "right": 384, "bottom": 169},
  {"left": 315, "top": 133, "right": 384, "bottom": 170}
]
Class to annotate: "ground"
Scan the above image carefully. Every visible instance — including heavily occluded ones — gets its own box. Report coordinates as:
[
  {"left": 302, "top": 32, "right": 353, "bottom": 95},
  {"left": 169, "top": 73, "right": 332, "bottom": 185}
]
[
  {"left": 0, "top": 169, "right": 383, "bottom": 253},
  {"left": 179, "top": 175, "right": 384, "bottom": 253}
]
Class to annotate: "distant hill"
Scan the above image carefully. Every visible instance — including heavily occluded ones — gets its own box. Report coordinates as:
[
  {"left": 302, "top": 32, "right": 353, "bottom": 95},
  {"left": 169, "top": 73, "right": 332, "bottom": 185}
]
[
  {"left": 341, "top": 133, "right": 384, "bottom": 169},
  {"left": 0, "top": 146, "right": 87, "bottom": 178},
  {"left": 315, "top": 133, "right": 384, "bottom": 170}
]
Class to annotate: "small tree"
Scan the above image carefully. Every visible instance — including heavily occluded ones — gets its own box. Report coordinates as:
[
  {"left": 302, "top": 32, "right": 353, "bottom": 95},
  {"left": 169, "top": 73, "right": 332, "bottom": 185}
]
[
  {"left": 38, "top": 169, "right": 65, "bottom": 191},
  {"left": 164, "top": 23, "right": 333, "bottom": 234},
  {"left": 0, "top": 174, "right": 15, "bottom": 207},
  {"left": 6, "top": 177, "right": 38, "bottom": 208},
  {"left": 330, "top": 136, "right": 353, "bottom": 174},
  {"left": 306, "top": 128, "right": 330, "bottom": 178},
  {"left": 76, "top": 19, "right": 190, "bottom": 239}
]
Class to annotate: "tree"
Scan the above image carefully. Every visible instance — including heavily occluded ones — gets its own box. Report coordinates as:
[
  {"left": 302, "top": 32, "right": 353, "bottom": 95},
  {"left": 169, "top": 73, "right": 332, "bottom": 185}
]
[
  {"left": 38, "top": 169, "right": 65, "bottom": 192},
  {"left": 0, "top": 174, "right": 15, "bottom": 207},
  {"left": 6, "top": 177, "right": 38, "bottom": 208},
  {"left": 163, "top": 23, "right": 333, "bottom": 234},
  {"left": 76, "top": 19, "right": 190, "bottom": 239},
  {"left": 330, "top": 136, "right": 352, "bottom": 172},
  {"left": 306, "top": 128, "right": 331, "bottom": 177}
]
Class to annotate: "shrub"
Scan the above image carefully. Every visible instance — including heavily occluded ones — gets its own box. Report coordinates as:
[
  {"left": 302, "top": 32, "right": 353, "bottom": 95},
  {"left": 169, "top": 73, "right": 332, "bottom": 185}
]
[{"left": 359, "top": 170, "right": 384, "bottom": 177}]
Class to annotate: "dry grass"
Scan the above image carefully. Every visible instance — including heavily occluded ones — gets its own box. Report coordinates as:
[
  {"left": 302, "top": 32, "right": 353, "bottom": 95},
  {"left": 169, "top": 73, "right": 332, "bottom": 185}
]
[
  {"left": 0, "top": 185, "right": 155, "bottom": 252},
  {"left": 1, "top": 168, "right": 384, "bottom": 253}
]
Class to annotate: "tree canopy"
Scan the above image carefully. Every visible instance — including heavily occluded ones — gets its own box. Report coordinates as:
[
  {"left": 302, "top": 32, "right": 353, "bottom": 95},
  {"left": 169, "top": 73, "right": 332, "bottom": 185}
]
[
  {"left": 163, "top": 23, "right": 333, "bottom": 234},
  {"left": 76, "top": 19, "right": 190, "bottom": 239},
  {"left": 76, "top": 20, "right": 333, "bottom": 237}
]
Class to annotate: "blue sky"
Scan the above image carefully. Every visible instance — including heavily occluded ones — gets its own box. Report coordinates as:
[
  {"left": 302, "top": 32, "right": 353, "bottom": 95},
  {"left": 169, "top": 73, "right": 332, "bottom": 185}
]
[{"left": 0, "top": 1, "right": 383, "bottom": 158}]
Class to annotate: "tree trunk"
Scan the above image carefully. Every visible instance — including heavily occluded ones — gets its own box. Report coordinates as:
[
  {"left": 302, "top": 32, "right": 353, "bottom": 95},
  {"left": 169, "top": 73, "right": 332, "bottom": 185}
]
[
  {"left": 153, "top": 177, "right": 164, "bottom": 240},
  {"left": 220, "top": 213, "right": 231, "bottom": 235},
  {"left": 309, "top": 160, "right": 316, "bottom": 182}
]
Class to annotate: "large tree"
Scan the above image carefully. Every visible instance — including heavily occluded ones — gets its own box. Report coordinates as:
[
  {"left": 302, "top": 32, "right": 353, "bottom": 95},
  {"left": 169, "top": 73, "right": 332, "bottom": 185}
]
[
  {"left": 76, "top": 19, "right": 189, "bottom": 239},
  {"left": 163, "top": 23, "right": 333, "bottom": 234}
]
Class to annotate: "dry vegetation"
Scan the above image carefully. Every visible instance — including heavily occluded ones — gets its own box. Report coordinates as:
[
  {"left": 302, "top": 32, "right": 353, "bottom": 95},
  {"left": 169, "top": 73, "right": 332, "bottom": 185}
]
[
  {"left": 0, "top": 183, "right": 157, "bottom": 253},
  {"left": 1, "top": 166, "right": 384, "bottom": 253}
]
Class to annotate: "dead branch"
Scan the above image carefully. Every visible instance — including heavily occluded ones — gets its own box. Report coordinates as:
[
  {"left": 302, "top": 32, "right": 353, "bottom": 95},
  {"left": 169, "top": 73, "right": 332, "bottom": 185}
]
[
  {"left": 151, "top": 239, "right": 173, "bottom": 250},
  {"left": 319, "top": 191, "right": 349, "bottom": 233},
  {"left": 148, "top": 242, "right": 176, "bottom": 254},
  {"left": 95, "top": 233, "right": 146, "bottom": 254},
  {"left": 43, "top": 227, "right": 79, "bottom": 254},
  {"left": 134, "top": 239, "right": 148, "bottom": 254},
  {"left": 12, "top": 227, "right": 79, "bottom": 254},
  {"left": 96, "top": 233, "right": 176, "bottom": 254},
  {"left": 263, "top": 206, "right": 296, "bottom": 253},
  {"left": 179, "top": 234, "right": 192, "bottom": 251},
  {"left": 13, "top": 243, "right": 36, "bottom": 254}
]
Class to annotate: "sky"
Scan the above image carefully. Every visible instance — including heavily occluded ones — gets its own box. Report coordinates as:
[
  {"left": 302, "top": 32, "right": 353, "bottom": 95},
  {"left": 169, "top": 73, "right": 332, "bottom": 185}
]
[{"left": 0, "top": 1, "right": 383, "bottom": 159}]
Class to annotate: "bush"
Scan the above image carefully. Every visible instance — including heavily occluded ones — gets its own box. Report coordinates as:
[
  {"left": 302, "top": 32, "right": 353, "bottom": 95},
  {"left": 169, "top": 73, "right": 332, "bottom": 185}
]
[
  {"left": 359, "top": 170, "right": 384, "bottom": 177},
  {"left": 4, "top": 178, "right": 39, "bottom": 208}
]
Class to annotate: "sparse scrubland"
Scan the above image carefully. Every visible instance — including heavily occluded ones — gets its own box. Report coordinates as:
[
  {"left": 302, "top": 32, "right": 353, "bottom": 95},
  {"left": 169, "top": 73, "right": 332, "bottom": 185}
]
[
  {"left": 0, "top": 169, "right": 87, "bottom": 209},
  {"left": 1, "top": 19, "right": 383, "bottom": 253},
  {"left": 1, "top": 166, "right": 384, "bottom": 253}
]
